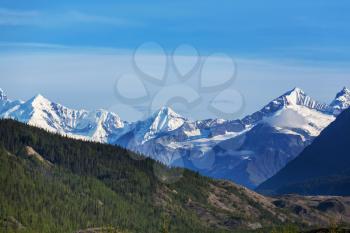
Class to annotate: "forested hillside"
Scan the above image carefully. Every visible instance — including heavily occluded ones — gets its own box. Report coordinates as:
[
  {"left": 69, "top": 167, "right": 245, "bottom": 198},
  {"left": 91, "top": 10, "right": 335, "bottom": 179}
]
[{"left": 0, "top": 119, "right": 349, "bottom": 233}]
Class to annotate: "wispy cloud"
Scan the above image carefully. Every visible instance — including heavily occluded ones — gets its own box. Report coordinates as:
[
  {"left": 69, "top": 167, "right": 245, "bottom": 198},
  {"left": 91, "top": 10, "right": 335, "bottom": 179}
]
[
  {"left": 0, "top": 8, "right": 40, "bottom": 26},
  {"left": 0, "top": 42, "right": 70, "bottom": 49},
  {"left": 0, "top": 8, "right": 142, "bottom": 27},
  {"left": 66, "top": 11, "right": 142, "bottom": 27},
  {"left": 0, "top": 42, "right": 132, "bottom": 55}
]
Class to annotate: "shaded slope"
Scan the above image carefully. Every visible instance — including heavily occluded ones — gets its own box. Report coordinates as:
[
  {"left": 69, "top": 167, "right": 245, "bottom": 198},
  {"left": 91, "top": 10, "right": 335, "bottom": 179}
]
[{"left": 257, "top": 108, "right": 350, "bottom": 195}]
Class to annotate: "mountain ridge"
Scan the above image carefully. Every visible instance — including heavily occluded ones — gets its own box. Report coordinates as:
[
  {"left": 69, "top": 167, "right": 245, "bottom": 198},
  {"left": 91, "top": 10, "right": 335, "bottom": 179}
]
[
  {"left": 241, "top": 87, "right": 330, "bottom": 126},
  {"left": 1, "top": 87, "right": 349, "bottom": 188}
]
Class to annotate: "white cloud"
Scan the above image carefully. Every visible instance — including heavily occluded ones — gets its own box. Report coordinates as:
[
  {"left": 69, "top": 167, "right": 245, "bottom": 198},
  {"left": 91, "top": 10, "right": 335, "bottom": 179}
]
[
  {"left": 67, "top": 11, "right": 142, "bottom": 27},
  {"left": 0, "top": 42, "right": 70, "bottom": 49},
  {"left": 0, "top": 8, "right": 39, "bottom": 26},
  {"left": 0, "top": 8, "right": 142, "bottom": 27}
]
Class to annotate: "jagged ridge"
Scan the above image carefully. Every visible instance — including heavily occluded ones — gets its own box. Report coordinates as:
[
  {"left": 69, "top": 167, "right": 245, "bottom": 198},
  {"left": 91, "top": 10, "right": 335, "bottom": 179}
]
[{"left": 0, "top": 87, "right": 349, "bottom": 188}]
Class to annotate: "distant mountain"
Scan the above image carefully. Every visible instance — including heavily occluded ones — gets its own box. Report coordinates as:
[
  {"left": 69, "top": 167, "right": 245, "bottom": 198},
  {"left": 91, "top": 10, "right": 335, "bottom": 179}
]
[
  {"left": 1, "top": 87, "right": 349, "bottom": 188},
  {"left": 256, "top": 107, "right": 350, "bottom": 196},
  {"left": 119, "top": 87, "right": 343, "bottom": 188},
  {"left": 0, "top": 90, "right": 129, "bottom": 142},
  {"left": 241, "top": 87, "right": 331, "bottom": 126},
  {"left": 198, "top": 88, "right": 337, "bottom": 188},
  {"left": 330, "top": 87, "right": 350, "bottom": 115}
]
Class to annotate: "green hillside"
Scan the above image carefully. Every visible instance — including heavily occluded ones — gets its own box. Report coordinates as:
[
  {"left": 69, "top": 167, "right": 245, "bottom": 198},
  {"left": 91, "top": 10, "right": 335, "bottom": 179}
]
[
  {"left": 0, "top": 119, "right": 349, "bottom": 233},
  {"left": 0, "top": 120, "right": 233, "bottom": 233}
]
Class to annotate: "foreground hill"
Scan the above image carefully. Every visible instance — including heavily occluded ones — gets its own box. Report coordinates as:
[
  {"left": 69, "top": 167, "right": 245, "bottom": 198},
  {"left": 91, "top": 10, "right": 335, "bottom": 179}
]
[
  {"left": 1, "top": 120, "right": 350, "bottom": 232},
  {"left": 257, "top": 108, "right": 350, "bottom": 196}
]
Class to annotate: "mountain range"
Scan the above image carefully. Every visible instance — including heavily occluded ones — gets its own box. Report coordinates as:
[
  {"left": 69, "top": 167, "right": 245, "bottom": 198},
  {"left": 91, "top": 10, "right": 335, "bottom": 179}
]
[
  {"left": 1, "top": 87, "right": 349, "bottom": 188},
  {"left": 257, "top": 107, "right": 350, "bottom": 195}
]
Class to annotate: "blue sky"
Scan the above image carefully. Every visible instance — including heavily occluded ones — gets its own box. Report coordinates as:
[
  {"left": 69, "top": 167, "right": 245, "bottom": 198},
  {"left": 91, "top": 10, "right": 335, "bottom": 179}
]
[
  {"left": 0, "top": 0, "right": 350, "bottom": 120},
  {"left": 1, "top": 0, "right": 350, "bottom": 59}
]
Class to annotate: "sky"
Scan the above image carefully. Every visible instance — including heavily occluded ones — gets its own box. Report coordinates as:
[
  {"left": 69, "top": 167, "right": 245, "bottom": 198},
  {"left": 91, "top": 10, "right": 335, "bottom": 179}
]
[{"left": 0, "top": 0, "right": 350, "bottom": 120}]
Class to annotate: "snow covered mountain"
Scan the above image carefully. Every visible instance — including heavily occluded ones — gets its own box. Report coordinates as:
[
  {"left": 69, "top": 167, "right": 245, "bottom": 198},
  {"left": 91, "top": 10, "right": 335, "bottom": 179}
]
[
  {"left": 114, "top": 87, "right": 340, "bottom": 188},
  {"left": 0, "top": 90, "right": 129, "bottom": 142},
  {"left": 117, "top": 87, "right": 348, "bottom": 188},
  {"left": 1, "top": 87, "right": 349, "bottom": 188},
  {"left": 242, "top": 87, "right": 331, "bottom": 126},
  {"left": 244, "top": 87, "right": 335, "bottom": 137},
  {"left": 330, "top": 87, "right": 350, "bottom": 115},
  {"left": 132, "top": 106, "right": 187, "bottom": 143},
  {"left": 203, "top": 88, "right": 336, "bottom": 187}
]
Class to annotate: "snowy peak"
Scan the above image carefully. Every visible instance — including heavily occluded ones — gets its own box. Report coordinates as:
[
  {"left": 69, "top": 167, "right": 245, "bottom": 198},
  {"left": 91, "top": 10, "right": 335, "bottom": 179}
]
[
  {"left": 24, "top": 94, "right": 54, "bottom": 121},
  {"left": 0, "top": 88, "right": 7, "bottom": 101},
  {"left": 149, "top": 106, "right": 186, "bottom": 133},
  {"left": 282, "top": 87, "right": 306, "bottom": 105},
  {"left": 132, "top": 106, "right": 187, "bottom": 143},
  {"left": 32, "top": 93, "right": 46, "bottom": 100},
  {"left": 19, "top": 94, "right": 62, "bottom": 130},
  {"left": 27, "top": 94, "right": 51, "bottom": 107},
  {"left": 153, "top": 106, "right": 183, "bottom": 119},
  {"left": 281, "top": 87, "right": 326, "bottom": 110},
  {"left": 330, "top": 87, "right": 350, "bottom": 115},
  {"left": 286, "top": 87, "right": 304, "bottom": 94},
  {"left": 335, "top": 87, "right": 350, "bottom": 98},
  {"left": 242, "top": 87, "right": 329, "bottom": 125},
  {"left": 0, "top": 90, "right": 128, "bottom": 143}
]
